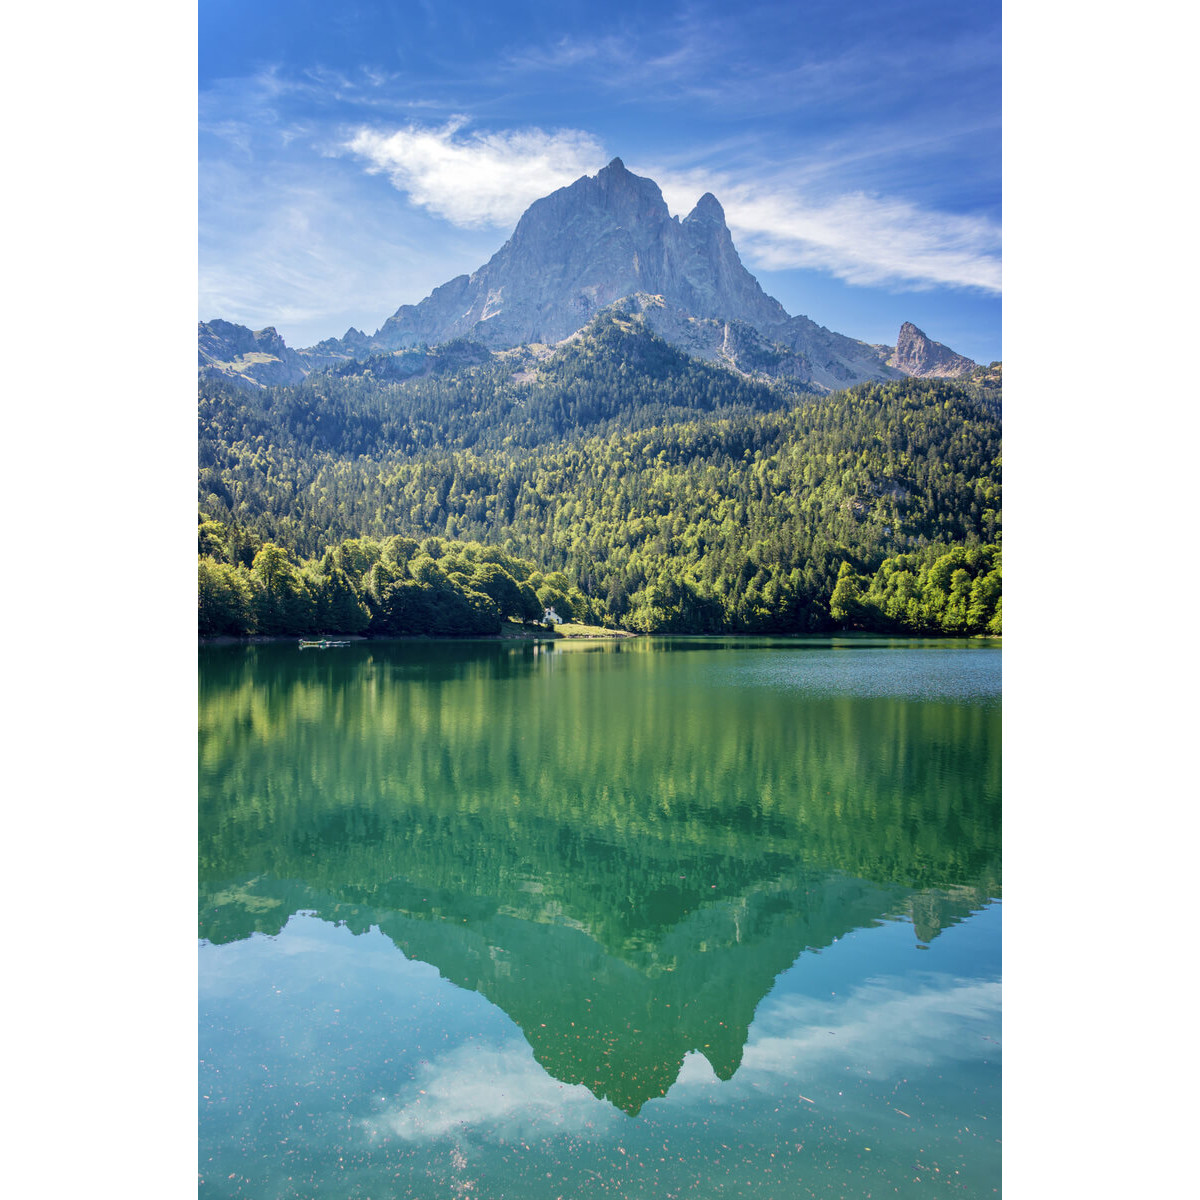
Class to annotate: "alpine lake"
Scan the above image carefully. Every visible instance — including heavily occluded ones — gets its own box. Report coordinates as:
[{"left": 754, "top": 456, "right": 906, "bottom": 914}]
[{"left": 199, "top": 635, "right": 1001, "bottom": 1198}]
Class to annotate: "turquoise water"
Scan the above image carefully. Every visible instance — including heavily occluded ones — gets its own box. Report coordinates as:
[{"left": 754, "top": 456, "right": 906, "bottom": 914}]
[{"left": 199, "top": 637, "right": 1001, "bottom": 1197}]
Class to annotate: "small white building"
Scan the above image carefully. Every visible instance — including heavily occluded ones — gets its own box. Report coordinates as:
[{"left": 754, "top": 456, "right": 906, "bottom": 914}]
[{"left": 543, "top": 607, "right": 562, "bottom": 625}]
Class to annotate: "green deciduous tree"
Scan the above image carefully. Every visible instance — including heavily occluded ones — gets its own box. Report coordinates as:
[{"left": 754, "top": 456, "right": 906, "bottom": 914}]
[
  {"left": 251, "top": 544, "right": 315, "bottom": 634},
  {"left": 829, "top": 562, "right": 867, "bottom": 627},
  {"left": 198, "top": 558, "right": 252, "bottom": 636}
]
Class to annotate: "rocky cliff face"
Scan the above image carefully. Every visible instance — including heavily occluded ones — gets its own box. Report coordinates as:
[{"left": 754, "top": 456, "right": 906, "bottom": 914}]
[
  {"left": 365, "top": 158, "right": 911, "bottom": 391},
  {"left": 888, "top": 321, "right": 977, "bottom": 378},
  {"left": 373, "top": 158, "right": 790, "bottom": 351},
  {"left": 201, "top": 160, "right": 979, "bottom": 393}
]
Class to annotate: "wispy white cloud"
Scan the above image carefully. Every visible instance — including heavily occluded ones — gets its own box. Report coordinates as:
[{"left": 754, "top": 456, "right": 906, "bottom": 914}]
[
  {"left": 344, "top": 119, "right": 607, "bottom": 227},
  {"left": 732, "top": 190, "right": 1001, "bottom": 294},
  {"left": 655, "top": 169, "right": 1001, "bottom": 294},
  {"left": 363, "top": 1040, "right": 615, "bottom": 1142},
  {"left": 201, "top": 63, "right": 444, "bottom": 142},
  {"left": 506, "top": 34, "right": 633, "bottom": 73},
  {"left": 501, "top": 25, "right": 728, "bottom": 107},
  {"left": 501, "top": 11, "right": 997, "bottom": 123}
]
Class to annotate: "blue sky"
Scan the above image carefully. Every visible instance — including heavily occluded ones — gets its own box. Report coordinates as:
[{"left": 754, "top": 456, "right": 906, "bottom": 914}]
[{"left": 200, "top": 0, "right": 1001, "bottom": 362}]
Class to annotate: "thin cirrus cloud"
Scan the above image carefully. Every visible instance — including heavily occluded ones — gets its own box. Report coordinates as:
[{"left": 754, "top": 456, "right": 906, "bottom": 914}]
[
  {"left": 504, "top": 15, "right": 997, "bottom": 124},
  {"left": 344, "top": 119, "right": 607, "bottom": 228},
  {"left": 655, "top": 171, "right": 1002, "bottom": 294},
  {"left": 727, "top": 190, "right": 1001, "bottom": 294}
]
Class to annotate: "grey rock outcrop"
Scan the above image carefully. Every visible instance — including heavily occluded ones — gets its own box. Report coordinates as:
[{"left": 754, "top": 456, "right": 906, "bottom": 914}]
[
  {"left": 888, "top": 321, "right": 977, "bottom": 378},
  {"left": 364, "top": 158, "right": 913, "bottom": 391},
  {"left": 198, "top": 320, "right": 311, "bottom": 388},
  {"left": 198, "top": 319, "right": 362, "bottom": 389},
  {"left": 372, "top": 157, "right": 793, "bottom": 350}
]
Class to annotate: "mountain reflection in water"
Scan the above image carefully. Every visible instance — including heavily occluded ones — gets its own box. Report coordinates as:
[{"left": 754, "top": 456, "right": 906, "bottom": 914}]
[{"left": 199, "top": 637, "right": 1000, "bottom": 1116}]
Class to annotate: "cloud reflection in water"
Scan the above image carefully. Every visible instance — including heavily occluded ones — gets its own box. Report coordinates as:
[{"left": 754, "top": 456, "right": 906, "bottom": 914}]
[
  {"left": 365, "top": 1040, "right": 619, "bottom": 1142},
  {"left": 364, "top": 971, "right": 999, "bottom": 1147}
]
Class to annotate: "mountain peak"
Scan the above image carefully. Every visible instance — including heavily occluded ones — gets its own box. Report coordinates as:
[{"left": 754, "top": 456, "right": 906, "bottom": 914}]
[
  {"left": 584, "top": 157, "right": 668, "bottom": 216},
  {"left": 890, "top": 322, "right": 977, "bottom": 379},
  {"left": 686, "top": 192, "right": 726, "bottom": 225},
  {"left": 349, "top": 162, "right": 951, "bottom": 391}
]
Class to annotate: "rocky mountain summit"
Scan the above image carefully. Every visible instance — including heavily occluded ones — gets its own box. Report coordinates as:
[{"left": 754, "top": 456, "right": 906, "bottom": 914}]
[
  {"left": 198, "top": 319, "right": 378, "bottom": 388},
  {"left": 198, "top": 320, "right": 311, "bottom": 388},
  {"left": 200, "top": 158, "right": 978, "bottom": 391},
  {"left": 367, "top": 158, "right": 927, "bottom": 392},
  {"left": 888, "top": 321, "right": 977, "bottom": 378},
  {"left": 374, "top": 159, "right": 789, "bottom": 349}
]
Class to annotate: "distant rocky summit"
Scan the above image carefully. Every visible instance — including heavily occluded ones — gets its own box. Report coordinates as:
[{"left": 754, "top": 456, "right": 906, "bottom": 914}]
[
  {"left": 199, "top": 319, "right": 327, "bottom": 388},
  {"left": 201, "top": 158, "right": 977, "bottom": 392},
  {"left": 888, "top": 321, "right": 977, "bottom": 378}
]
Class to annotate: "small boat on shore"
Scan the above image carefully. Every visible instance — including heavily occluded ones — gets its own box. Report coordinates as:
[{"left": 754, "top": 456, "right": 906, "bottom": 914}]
[{"left": 299, "top": 638, "right": 351, "bottom": 649}]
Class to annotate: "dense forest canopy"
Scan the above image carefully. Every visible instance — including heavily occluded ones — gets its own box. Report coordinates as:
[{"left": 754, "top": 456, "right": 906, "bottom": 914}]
[{"left": 198, "top": 316, "right": 1001, "bottom": 637}]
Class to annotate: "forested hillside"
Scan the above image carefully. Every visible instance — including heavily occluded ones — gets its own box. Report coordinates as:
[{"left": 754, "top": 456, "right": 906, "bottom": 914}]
[
  {"left": 198, "top": 319, "right": 1001, "bottom": 638},
  {"left": 198, "top": 313, "right": 799, "bottom": 465}
]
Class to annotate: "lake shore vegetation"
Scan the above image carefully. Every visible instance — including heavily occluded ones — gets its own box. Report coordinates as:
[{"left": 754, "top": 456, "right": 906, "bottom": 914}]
[{"left": 199, "top": 326, "right": 1000, "bottom": 638}]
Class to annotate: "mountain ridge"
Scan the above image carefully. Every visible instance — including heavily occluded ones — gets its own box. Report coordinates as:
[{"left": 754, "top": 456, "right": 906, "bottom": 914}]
[{"left": 199, "top": 158, "right": 978, "bottom": 391}]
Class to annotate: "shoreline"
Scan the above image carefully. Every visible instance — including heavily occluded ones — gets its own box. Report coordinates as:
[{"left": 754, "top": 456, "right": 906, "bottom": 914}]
[
  {"left": 198, "top": 628, "right": 998, "bottom": 647},
  {"left": 198, "top": 623, "right": 640, "bottom": 647}
]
